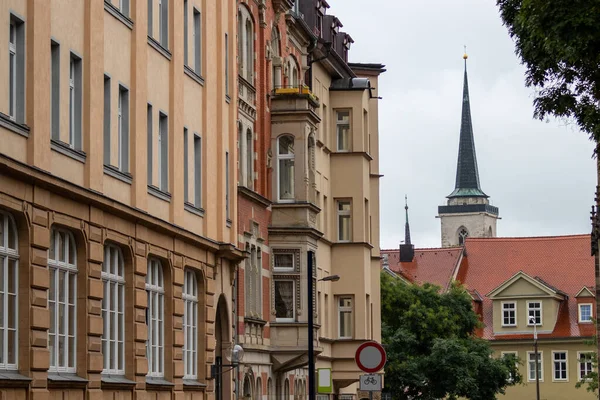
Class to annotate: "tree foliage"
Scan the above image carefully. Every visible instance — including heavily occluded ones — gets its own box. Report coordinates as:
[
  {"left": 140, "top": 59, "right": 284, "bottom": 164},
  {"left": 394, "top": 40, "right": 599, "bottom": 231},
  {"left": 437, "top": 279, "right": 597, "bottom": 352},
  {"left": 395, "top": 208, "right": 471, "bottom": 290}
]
[
  {"left": 381, "top": 273, "right": 521, "bottom": 400},
  {"left": 575, "top": 335, "right": 599, "bottom": 394},
  {"left": 496, "top": 0, "right": 600, "bottom": 144}
]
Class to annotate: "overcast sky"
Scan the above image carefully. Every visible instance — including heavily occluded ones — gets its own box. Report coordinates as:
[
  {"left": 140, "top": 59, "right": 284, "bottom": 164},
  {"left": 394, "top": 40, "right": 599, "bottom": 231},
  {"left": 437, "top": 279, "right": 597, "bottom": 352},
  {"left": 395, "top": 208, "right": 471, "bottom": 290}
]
[{"left": 328, "top": 0, "right": 597, "bottom": 249}]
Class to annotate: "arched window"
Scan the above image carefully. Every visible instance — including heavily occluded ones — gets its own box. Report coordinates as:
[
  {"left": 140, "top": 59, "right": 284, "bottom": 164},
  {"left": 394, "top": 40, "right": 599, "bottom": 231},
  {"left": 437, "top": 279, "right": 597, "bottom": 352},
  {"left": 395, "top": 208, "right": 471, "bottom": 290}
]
[
  {"left": 271, "top": 28, "right": 281, "bottom": 89},
  {"left": 245, "top": 19, "right": 253, "bottom": 82},
  {"left": 102, "top": 244, "right": 125, "bottom": 375},
  {"left": 0, "top": 212, "right": 18, "bottom": 370},
  {"left": 237, "top": 10, "right": 243, "bottom": 72},
  {"left": 284, "top": 378, "right": 290, "bottom": 400},
  {"left": 146, "top": 258, "right": 164, "bottom": 377},
  {"left": 183, "top": 269, "right": 198, "bottom": 379},
  {"left": 458, "top": 228, "right": 469, "bottom": 245},
  {"left": 255, "top": 377, "right": 262, "bottom": 400},
  {"left": 488, "top": 226, "right": 493, "bottom": 237},
  {"left": 267, "top": 378, "right": 273, "bottom": 399},
  {"left": 48, "top": 228, "right": 78, "bottom": 372},
  {"left": 289, "top": 56, "right": 300, "bottom": 88},
  {"left": 246, "top": 129, "right": 253, "bottom": 188},
  {"left": 277, "top": 135, "right": 295, "bottom": 201},
  {"left": 238, "top": 122, "right": 245, "bottom": 184},
  {"left": 243, "top": 375, "right": 253, "bottom": 399}
]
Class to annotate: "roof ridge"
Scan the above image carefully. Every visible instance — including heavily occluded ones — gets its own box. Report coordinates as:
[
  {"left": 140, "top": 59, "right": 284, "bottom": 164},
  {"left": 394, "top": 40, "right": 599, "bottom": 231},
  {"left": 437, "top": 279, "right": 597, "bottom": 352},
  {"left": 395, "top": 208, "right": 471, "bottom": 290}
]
[{"left": 466, "top": 234, "right": 589, "bottom": 242}]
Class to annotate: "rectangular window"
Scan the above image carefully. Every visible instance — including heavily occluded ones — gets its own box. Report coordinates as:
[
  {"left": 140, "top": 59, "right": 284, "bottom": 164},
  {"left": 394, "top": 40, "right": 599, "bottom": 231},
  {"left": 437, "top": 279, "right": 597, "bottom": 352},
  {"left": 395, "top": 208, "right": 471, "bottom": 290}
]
[
  {"left": 118, "top": 86, "right": 129, "bottom": 172},
  {"left": 158, "top": 112, "right": 168, "bottom": 192},
  {"left": 274, "top": 280, "right": 294, "bottom": 322},
  {"left": 0, "top": 213, "right": 18, "bottom": 370},
  {"left": 336, "top": 110, "right": 350, "bottom": 151},
  {"left": 502, "top": 302, "right": 516, "bottom": 326},
  {"left": 579, "top": 352, "right": 594, "bottom": 381},
  {"left": 103, "top": 75, "right": 111, "bottom": 165},
  {"left": 338, "top": 297, "right": 352, "bottom": 339},
  {"left": 102, "top": 245, "right": 125, "bottom": 375},
  {"left": 322, "top": 104, "right": 328, "bottom": 145},
  {"left": 147, "top": 104, "right": 153, "bottom": 184},
  {"left": 225, "top": 151, "right": 230, "bottom": 219},
  {"left": 69, "top": 53, "right": 82, "bottom": 150},
  {"left": 274, "top": 253, "right": 294, "bottom": 271},
  {"left": 183, "top": 270, "right": 198, "bottom": 379},
  {"left": 528, "top": 301, "right": 542, "bottom": 325},
  {"left": 147, "top": 0, "right": 153, "bottom": 36},
  {"left": 51, "top": 41, "right": 60, "bottom": 140},
  {"left": 183, "top": 128, "right": 189, "bottom": 202},
  {"left": 193, "top": 9, "right": 201, "bottom": 74},
  {"left": 225, "top": 33, "right": 229, "bottom": 96},
  {"left": 337, "top": 200, "right": 351, "bottom": 242},
  {"left": 501, "top": 352, "right": 518, "bottom": 382},
  {"left": 120, "top": 0, "right": 130, "bottom": 16},
  {"left": 8, "top": 16, "right": 25, "bottom": 123},
  {"left": 194, "top": 134, "right": 202, "bottom": 207},
  {"left": 146, "top": 258, "right": 164, "bottom": 377},
  {"left": 159, "top": 0, "right": 169, "bottom": 48},
  {"left": 553, "top": 351, "right": 567, "bottom": 381},
  {"left": 528, "top": 352, "right": 543, "bottom": 381},
  {"left": 579, "top": 303, "right": 593, "bottom": 323},
  {"left": 183, "top": 0, "right": 188, "bottom": 65}
]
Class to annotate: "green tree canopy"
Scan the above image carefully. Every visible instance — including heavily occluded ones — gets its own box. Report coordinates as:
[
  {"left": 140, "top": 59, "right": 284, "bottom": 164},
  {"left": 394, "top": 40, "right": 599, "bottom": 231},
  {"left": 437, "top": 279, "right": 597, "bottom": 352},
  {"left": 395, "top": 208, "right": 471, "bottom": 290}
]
[
  {"left": 381, "top": 273, "right": 520, "bottom": 400},
  {"left": 496, "top": 0, "right": 600, "bottom": 143}
]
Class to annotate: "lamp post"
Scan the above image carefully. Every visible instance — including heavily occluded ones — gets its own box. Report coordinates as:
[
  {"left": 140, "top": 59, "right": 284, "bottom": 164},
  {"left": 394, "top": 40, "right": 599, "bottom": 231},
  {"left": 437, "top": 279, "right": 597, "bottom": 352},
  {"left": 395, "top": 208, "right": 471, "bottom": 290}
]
[
  {"left": 308, "top": 250, "right": 340, "bottom": 400},
  {"left": 530, "top": 317, "right": 540, "bottom": 400},
  {"left": 212, "top": 344, "right": 245, "bottom": 400}
]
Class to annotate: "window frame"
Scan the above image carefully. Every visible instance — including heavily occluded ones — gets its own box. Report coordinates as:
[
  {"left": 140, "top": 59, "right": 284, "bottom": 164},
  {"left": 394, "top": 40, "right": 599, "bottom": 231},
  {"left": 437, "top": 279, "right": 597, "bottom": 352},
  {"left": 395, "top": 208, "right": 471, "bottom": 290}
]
[
  {"left": 8, "top": 19, "right": 16, "bottom": 121},
  {"left": 68, "top": 53, "right": 82, "bottom": 150},
  {"left": 0, "top": 212, "right": 19, "bottom": 370},
  {"left": 335, "top": 110, "right": 351, "bottom": 152},
  {"left": 193, "top": 134, "right": 202, "bottom": 208},
  {"left": 101, "top": 244, "right": 126, "bottom": 375},
  {"left": 578, "top": 303, "right": 593, "bottom": 323},
  {"left": 51, "top": 41, "right": 60, "bottom": 140},
  {"left": 274, "top": 279, "right": 295, "bottom": 322},
  {"left": 118, "top": 85, "right": 129, "bottom": 173},
  {"left": 337, "top": 200, "right": 352, "bottom": 242},
  {"left": 146, "top": 257, "right": 165, "bottom": 378},
  {"left": 552, "top": 351, "right": 568, "bottom": 382},
  {"left": 273, "top": 252, "right": 295, "bottom": 272},
  {"left": 527, "top": 301, "right": 542, "bottom": 326},
  {"left": 501, "top": 351, "right": 518, "bottom": 382},
  {"left": 193, "top": 8, "right": 202, "bottom": 75},
  {"left": 158, "top": 111, "right": 169, "bottom": 192},
  {"left": 338, "top": 296, "right": 353, "bottom": 339},
  {"left": 501, "top": 301, "right": 517, "bottom": 327},
  {"left": 578, "top": 352, "right": 594, "bottom": 381},
  {"left": 183, "top": 269, "right": 198, "bottom": 380},
  {"left": 527, "top": 351, "right": 543, "bottom": 382},
  {"left": 277, "top": 135, "right": 295, "bottom": 202}
]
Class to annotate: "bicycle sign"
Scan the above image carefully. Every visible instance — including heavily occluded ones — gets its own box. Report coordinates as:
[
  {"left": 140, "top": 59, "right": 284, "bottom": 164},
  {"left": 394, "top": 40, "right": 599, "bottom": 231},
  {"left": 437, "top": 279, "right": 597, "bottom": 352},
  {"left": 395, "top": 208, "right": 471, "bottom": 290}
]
[{"left": 359, "top": 374, "right": 383, "bottom": 391}]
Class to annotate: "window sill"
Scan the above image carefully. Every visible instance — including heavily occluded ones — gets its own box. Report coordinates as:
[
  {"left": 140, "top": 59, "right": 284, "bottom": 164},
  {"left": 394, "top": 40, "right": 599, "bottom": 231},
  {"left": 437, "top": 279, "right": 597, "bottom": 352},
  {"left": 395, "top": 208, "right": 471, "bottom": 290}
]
[
  {"left": 579, "top": 320, "right": 593, "bottom": 324},
  {"left": 146, "top": 377, "right": 174, "bottom": 390},
  {"left": 148, "top": 36, "right": 172, "bottom": 60},
  {"left": 51, "top": 139, "right": 87, "bottom": 163},
  {"left": 101, "top": 375, "right": 136, "bottom": 390},
  {"left": 184, "top": 65, "right": 205, "bottom": 86},
  {"left": 183, "top": 379, "right": 207, "bottom": 391},
  {"left": 148, "top": 185, "right": 171, "bottom": 202},
  {"left": 0, "top": 371, "right": 31, "bottom": 388},
  {"left": 184, "top": 202, "right": 205, "bottom": 217},
  {"left": 104, "top": 165, "right": 133, "bottom": 184},
  {"left": 0, "top": 112, "right": 29, "bottom": 138},
  {"left": 104, "top": 1, "right": 133, "bottom": 29},
  {"left": 48, "top": 373, "right": 88, "bottom": 389},
  {"left": 244, "top": 316, "right": 267, "bottom": 326},
  {"left": 501, "top": 324, "right": 517, "bottom": 328}
]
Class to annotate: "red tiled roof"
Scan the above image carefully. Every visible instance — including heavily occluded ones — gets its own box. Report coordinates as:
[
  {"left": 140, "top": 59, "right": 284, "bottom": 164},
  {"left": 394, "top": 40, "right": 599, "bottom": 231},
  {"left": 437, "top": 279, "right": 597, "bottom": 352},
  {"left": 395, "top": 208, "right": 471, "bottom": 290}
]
[
  {"left": 381, "top": 247, "right": 463, "bottom": 290},
  {"left": 458, "top": 234, "right": 595, "bottom": 341}
]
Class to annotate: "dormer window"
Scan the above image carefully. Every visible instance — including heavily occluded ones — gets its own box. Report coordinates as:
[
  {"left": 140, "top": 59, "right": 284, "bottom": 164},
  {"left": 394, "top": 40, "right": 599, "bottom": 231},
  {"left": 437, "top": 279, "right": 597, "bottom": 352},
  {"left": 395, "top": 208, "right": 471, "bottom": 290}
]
[
  {"left": 502, "top": 302, "right": 516, "bottom": 326},
  {"left": 527, "top": 301, "right": 542, "bottom": 326},
  {"left": 579, "top": 303, "right": 593, "bottom": 323},
  {"left": 315, "top": 3, "right": 324, "bottom": 37}
]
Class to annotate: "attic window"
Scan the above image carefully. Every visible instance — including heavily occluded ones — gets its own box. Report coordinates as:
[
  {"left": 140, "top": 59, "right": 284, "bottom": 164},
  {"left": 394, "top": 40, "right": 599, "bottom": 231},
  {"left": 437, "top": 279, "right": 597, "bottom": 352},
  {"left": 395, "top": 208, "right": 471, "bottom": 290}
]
[{"left": 579, "top": 303, "right": 593, "bottom": 323}]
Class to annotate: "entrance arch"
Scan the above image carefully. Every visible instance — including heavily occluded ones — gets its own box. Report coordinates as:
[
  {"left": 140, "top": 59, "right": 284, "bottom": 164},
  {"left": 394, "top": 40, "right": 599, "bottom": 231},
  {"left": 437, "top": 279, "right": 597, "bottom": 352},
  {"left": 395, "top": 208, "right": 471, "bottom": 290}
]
[{"left": 215, "top": 294, "right": 232, "bottom": 400}]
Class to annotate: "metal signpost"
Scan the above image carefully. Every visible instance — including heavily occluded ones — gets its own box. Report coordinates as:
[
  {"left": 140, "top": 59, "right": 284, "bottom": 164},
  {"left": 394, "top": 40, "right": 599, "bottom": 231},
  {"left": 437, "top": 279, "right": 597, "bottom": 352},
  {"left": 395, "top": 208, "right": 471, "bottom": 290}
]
[{"left": 355, "top": 342, "right": 387, "bottom": 400}]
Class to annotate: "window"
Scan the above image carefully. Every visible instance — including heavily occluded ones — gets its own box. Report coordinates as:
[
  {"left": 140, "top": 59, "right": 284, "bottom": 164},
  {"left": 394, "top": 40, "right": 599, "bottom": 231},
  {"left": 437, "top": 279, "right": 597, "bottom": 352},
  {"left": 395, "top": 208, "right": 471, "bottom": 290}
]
[
  {"left": 336, "top": 110, "right": 350, "bottom": 151},
  {"left": 0, "top": 212, "right": 18, "bottom": 370},
  {"left": 193, "top": 9, "right": 201, "bottom": 74},
  {"left": 69, "top": 53, "right": 82, "bottom": 150},
  {"left": 502, "top": 302, "right": 516, "bottom": 326},
  {"left": 225, "top": 151, "right": 230, "bottom": 220},
  {"left": 579, "top": 352, "right": 594, "bottom": 381},
  {"left": 338, "top": 297, "right": 352, "bottom": 339},
  {"left": 51, "top": 41, "right": 60, "bottom": 140},
  {"left": 245, "top": 19, "right": 253, "bottom": 82},
  {"left": 274, "top": 280, "right": 294, "bottom": 322},
  {"left": 458, "top": 227, "right": 469, "bottom": 245},
  {"left": 158, "top": 112, "right": 168, "bottom": 192},
  {"left": 274, "top": 253, "right": 294, "bottom": 272},
  {"left": 146, "top": 258, "right": 164, "bottom": 377},
  {"left": 147, "top": 104, "right": 153, "bottom": 183},
  {"left": 102, "top": 245, "right": 125, "bottom": 375},
  {"left": 159, "top": 0, "right": 169, "bottom": 48},
  {"left": 103, "top": 75, "right": 111, "bottom": 164},
  {"left": 147, "top": 0, "right": 153, "bottom": 36},
  {"left": 528, "top": 301, "right": 542, "bottom": 326},
  {"left": 245, "top": 245, "right": 261, "bottom": 317},
  {"left": 48, "top": 229, "right": 77, "bottom": 373},
  {"left": 8, "top": 15, "right": 24, "bottom": 123},
  {"left": 553, "top": 351, "right": 567, "bottom": 381},
  {"left": 183, "top": 269, "right": 198, "bottom": 380},
  {"left": 184, "top": 128, "right": 189, "bottom": 202},
  {"left": 528, "top": 352, "right": 543, "bottom": 381},
  {"left": 194, "top": 135, "right": 202, "bottom": 207},
  {"left": 118, "top": 86, "right": 129, "bottom": 172},
  {"left": 225, "top": 33, "right": 229, "bottom": 96},
  {"left": 246, "top": 129, "right": 253, "bottom": 188},
  {"left": 277, "top": 135, "right": 295, "bottom": 201},
  {"left": 501, "top": 352, "right": 518, "bottom": 382},
  {"left": 119, "top": 0, "right": 130, "bottom": 16},
  {"left": 579, "top": 303, "right": 593, "bottom": 323},
  {"left": 337, "top": 201, "right": 351, "bottom": 242},
  {"left": 184, "top": 0, "right": 188, "bottom": 65}
]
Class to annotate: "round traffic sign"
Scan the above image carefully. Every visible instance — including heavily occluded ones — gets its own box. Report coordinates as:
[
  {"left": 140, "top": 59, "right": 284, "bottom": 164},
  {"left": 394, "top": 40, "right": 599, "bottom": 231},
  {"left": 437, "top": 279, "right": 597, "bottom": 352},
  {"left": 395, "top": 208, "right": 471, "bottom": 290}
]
[{"left": 355, "top": 341, "right": 386, "bottom": 373}]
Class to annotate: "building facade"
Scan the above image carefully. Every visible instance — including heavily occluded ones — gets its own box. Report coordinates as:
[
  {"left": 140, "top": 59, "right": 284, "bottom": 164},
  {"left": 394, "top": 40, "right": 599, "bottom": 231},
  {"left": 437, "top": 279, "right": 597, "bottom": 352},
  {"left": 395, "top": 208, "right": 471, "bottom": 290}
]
[
  {"left": 0, "top": 1, "right": 243, "bottom": 400},
  {"left": 235, "top": 0, "right": 386, "bottom": 398}
]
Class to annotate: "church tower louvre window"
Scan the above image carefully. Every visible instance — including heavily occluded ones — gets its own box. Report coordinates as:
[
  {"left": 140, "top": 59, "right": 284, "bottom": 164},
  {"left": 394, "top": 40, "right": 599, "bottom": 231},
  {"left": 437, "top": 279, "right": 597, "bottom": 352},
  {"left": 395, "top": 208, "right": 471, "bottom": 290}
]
[{"left": 437, "top": 52, "right": 500, "bottom": 247}]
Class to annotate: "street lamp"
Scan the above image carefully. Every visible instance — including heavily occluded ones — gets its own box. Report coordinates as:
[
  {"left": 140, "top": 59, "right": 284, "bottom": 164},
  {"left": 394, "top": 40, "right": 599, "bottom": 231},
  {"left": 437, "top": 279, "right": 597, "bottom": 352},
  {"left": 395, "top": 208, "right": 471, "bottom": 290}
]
[
  {"left": 529, "top": 317, "right": 540, "bottom": 400},
  {"left": 211, "top": 344, "right": 245, "bottom": 400},
  {"left": 308, "top": 250, "right": 340, "bottom": 400}
]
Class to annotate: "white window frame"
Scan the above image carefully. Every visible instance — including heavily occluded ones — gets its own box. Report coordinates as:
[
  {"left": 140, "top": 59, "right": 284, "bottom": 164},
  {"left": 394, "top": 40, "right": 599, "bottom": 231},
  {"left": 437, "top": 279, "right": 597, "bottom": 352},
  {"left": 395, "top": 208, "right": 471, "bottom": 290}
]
[
  {"left": 501, "top": 301, "right": 516, "bottom": 327},
  {"left": 527, "top": 301, "right": 542, "bottom": 326},
  {"left": 578, "top": 352, "right": 594, "bottom": 381},
  {"left": 277, "top": 135, "right": 295, "bottom": 202},
  {"left": 274, "top": 279, "right": 295, "bottom": 322},
  {"left": 338, "top": 296, "right": 353, "bottom": 339},
  {"left": 336, "top": 110, "right": 350, "bottom": 152},
  {"left": 183, "top": 269, "right": 198, "bottom": 380},
  {"left": 579, "top": 303, "right": 593, "bottom": 323},
  {"left": 0, "top": 212, "right": 18, "bottom": 370},
  {"left": 8, "top": 20, "right": 16, "bottom": 121},
  {"left": 337, "top": 200, "right": 351, "bottom": 242},
  {"left": 273, "top": 252, "right": 295, "bottom": 272},
  {"left": 501, "top": 351, "right": 518, "bottom": 382},
  {"left": 48, "top": 228, "right": 78, "bottom": 373},
  {"left": 101, "top": 244, "right": 125, "bottom": 375},
  {"left": 146, "top": 258, "right": 165, "bottom": 377},
  {"left": 552, "top": 351, "right": 568, "bottom": 381},
  {"left": 527, "top": 351, "right": 543, "bottom": 382}
]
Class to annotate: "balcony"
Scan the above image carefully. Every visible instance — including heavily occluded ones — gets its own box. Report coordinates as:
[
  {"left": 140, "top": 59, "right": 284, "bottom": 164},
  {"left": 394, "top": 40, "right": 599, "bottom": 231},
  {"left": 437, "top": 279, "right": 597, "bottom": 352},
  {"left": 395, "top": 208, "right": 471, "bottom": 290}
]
[{"left": 272, "top": 84, "right": 320, "bottom": 107}]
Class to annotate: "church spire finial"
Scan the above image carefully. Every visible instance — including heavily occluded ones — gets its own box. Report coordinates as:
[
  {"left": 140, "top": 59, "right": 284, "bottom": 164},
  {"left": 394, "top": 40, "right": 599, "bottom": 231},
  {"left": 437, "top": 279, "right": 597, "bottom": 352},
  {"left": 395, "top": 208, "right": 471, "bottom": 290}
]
[
  {"left": 404, "top": 195, "right": 411, "bottom": 246},
  {"left": 447, "top": 49, "right": 488, "bottom": 199}
]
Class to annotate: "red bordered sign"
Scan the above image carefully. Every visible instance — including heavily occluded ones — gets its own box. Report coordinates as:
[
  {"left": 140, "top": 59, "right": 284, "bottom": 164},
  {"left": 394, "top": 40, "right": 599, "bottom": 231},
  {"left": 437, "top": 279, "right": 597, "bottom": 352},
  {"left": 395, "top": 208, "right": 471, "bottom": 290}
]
[{"left": 355, "top": 341, "right": 386, "bottom": 373}]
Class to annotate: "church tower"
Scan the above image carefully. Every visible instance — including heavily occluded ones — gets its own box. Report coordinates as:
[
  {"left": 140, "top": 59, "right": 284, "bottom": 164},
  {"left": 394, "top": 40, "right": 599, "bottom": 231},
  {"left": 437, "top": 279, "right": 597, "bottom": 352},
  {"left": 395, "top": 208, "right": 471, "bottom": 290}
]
[{"left": 438, "top": 53, "right": 499, "bottom": 247}]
